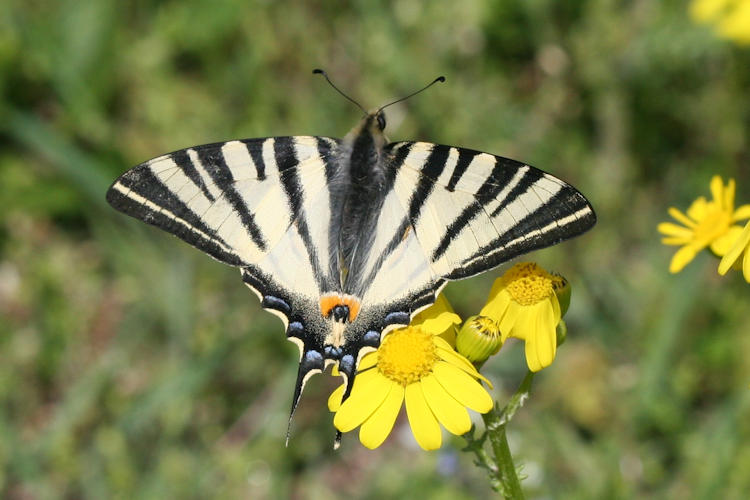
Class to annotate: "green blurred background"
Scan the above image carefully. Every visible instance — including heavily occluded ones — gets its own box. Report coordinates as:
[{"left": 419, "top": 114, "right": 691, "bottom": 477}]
[{"left": 2, "top": 0, "right": 750, "bottom": 498}]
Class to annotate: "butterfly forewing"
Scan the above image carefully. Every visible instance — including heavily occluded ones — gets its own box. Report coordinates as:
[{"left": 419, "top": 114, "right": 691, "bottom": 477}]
[
  {"left": 107, "top": 136, "right": 343, "bottom": 314},
  {"left": 337, "top": 141, "right": 595, "bottom": 372}
]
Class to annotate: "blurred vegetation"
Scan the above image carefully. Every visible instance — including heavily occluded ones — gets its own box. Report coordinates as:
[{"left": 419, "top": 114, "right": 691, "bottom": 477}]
[{"left": 2, "top": 0, "right": 750, "bottom": 498}]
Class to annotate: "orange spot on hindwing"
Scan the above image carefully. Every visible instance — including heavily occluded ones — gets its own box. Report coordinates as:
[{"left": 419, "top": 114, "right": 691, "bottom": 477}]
[
  {"left": 341, "top": 295, "right": 361, "bottom": 322},
  {"left": 319, "top": 292, "right": 361, "bottom": 322},
  {"left": 319, "top": 294, "right": 339, "bottom": 318}
]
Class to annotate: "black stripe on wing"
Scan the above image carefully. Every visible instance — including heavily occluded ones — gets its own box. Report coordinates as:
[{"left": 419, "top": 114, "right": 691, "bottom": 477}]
[
  {"left": 275, "top": 137, "right": 329, "bottom": 289},
  {"left": 194, "top": 147, "right": 268, "bottom": 251},
  {"left": 446, "top": 148, "right": 479, "bottom": 192},
  {"left": 106, "top": 166, "right": 245, "bottom": 266},
  {"left": 243, "top": 140, "right": 267, "bottom": 181},
  {"left": 172, "top": 149, "right": 215, "bottom": 202},
  {"left": 408, "top": 144, "right": 451, "bottom": 220}
]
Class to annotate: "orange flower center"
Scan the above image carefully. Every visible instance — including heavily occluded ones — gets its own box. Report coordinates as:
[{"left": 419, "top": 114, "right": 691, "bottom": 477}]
[
  {"left": 377, "top": 327, "right": 438, "bottom": 386},
  {"left": 503, "top": 262, "right": 555, "bottom": 306}
]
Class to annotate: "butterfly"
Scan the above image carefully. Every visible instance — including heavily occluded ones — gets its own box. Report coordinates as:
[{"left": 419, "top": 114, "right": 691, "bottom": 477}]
[{"left": 106, "top": 72, "right": 596, "bottom": 442}]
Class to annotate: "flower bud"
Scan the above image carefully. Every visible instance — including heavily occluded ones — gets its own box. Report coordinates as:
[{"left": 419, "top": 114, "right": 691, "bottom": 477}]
[
  {"left": 556, "top": 319, "right": 567, "bottom": 347},
  {"left": 551, "top": 273, "right": 571, "bottom": 318},
  {"left": 456, "top": 315, "right": 503, "bottom": 364}
]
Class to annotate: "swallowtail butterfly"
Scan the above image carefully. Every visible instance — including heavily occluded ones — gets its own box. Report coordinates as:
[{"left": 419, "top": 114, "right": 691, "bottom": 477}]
[{"left": 106, "top": 73, "right": 596, "bottom": 442}]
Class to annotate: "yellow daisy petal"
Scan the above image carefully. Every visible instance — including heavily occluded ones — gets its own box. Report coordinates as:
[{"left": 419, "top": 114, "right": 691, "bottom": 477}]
[
  {"left": 743, "top": 245, "right": 750, "bottom": 282},
  {"left": 432, "top": 361, "right": 493, "bottom": 413},
  {"left": 411, "top": 293, "right": 454, "bottom": 326},
  {"left": 524, "top": 303, "right": 557, "bottom": 372},
  {"left": 328, "top": 384, "right": 345, "bottom": 412},
  {"left": 733, "top": 204, "right": 750, "bottom": 221},
  {"left": 421, "top": 374, "right": 472, "bottom": 435},
  {"left": 497, "top": 300, "right": 521, "bottom": 340},
  {"left": 657, "top": 222, "right": 694, "bottom": 237},
  {"left": 334, "top": 371, "right": 391, "bottom": 432},
  {"left": 479, "top": 286, "right": 511, "bottom": 319},
  {"left": 525, "top": 337, "right": 542, "bottom": 372},
  {"left": 669, "top": 207, "right": 697, "bottom": 228},
  {"left": 669, "top": 244, "right": 702, "bottom": 273},
  {"left": 437, "top": 325, "right": 457, "bottom": 347},
  {"left": 718, "top": 222, "right": 750, "bottom": 275},
  {"left": 433, "top": 293, "right": 455, "bottom": 313},
  {"left": 709, "top": 175, "right": 723, "bottom": 204},
  {"left": 435, "top": 344, "right": 492, "bottom": 387},
  {"left": 551, "top": 291, "right": 561, "bottom": 323},
  {"left": 432, "top": 335, "right": 456, "bottom": 352},
  {"left": 724, "top": 178, "right": 736, "bottom": 212},
  {"left": 710, "top": 224, "right": 744, "bottom": 256},
  {"left": 507, "top": 306, "right": 534, "bottom": 340},
  {"left": 405, "top": 383, "right": 442, "bottom": 450},
  {"left": 358, "top": 352, "right": 378, "bottom": 371},
  {"left": 419, "top": 311, "right": 462, "bottom": 335},
  {"left": 359, "top": 383, "right": 404, "bottom": 449}
]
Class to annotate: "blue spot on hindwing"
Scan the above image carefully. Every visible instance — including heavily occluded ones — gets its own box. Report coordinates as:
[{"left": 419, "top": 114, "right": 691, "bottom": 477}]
[
  {"left": 363, "top": 330, "right": 381, "bottom": 346},
  {"left": 384, "top": 311, "right": 410, "bottom": 325},
  {"left": 262, "top": 295, "right": 291, "bottom": 315},
  {"left": 324, "top": 345, "right": 343, "bottom": 359},
  {"left": 339, "top": 354, "right": 354, "bottom": 374},
  {"left": 288, "top": 321, "right": 304, "bottom": 335},
  {"left": 301, "top": 350, "right": 323, "bottom": 371}
]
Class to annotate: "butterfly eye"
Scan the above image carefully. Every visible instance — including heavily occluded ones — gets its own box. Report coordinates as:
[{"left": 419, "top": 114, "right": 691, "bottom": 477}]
[{"left": 376, "top": 113, "right": 386, "bottom": 131}]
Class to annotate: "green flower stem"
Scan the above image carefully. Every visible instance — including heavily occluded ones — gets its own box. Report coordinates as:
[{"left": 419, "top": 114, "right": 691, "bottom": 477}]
[
  {"left": 482, "top": 412, "right": 523, "bottom": 499},
  {"left": 465, "top": 371, "right": 535, "bottom": 498},
  {"left": 485, "top": 371, "right": 535, "bottom": 499}
]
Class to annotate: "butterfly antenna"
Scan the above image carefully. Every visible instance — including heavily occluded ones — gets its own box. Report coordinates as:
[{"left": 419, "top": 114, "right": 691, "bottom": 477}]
[
  {"left": 313, "top": 69, "right": 367, "bottom": 115},
  {"left": 377, "top": 75, "right": 446, "bottom": 113}
]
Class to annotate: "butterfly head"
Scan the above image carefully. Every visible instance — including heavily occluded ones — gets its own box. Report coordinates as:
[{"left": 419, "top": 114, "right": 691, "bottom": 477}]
[
  {"left": 344, "top": 111, "right": 390, "bottom": 158},
  {"left": 357, "top": 109, "right": 387, "bottom": 135}
]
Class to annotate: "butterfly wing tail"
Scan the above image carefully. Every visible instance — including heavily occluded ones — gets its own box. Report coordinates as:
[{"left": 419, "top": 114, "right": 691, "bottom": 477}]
[
  {"left": 285, "top": 347, "right": 325, "bottom": 446},
  {"left": 241, "top": 269, "right": 329, "bottom": 445}
]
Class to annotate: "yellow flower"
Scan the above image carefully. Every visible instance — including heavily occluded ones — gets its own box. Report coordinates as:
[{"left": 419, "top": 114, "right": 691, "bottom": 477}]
[
  {"left": 329, "top": 295, "right": 493, "bottom": 450},
  {"left": 690, "top": 0, "right": 750, "bottom": 45},
  {"left": 480, "top": 262, "right": 563, "bottom": 372},
  {"left": 658, "top": 176, "right": 750, "bottom": 273},
  {"left": 718, "top": 220, "right": 750, "bottom": 282}
]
